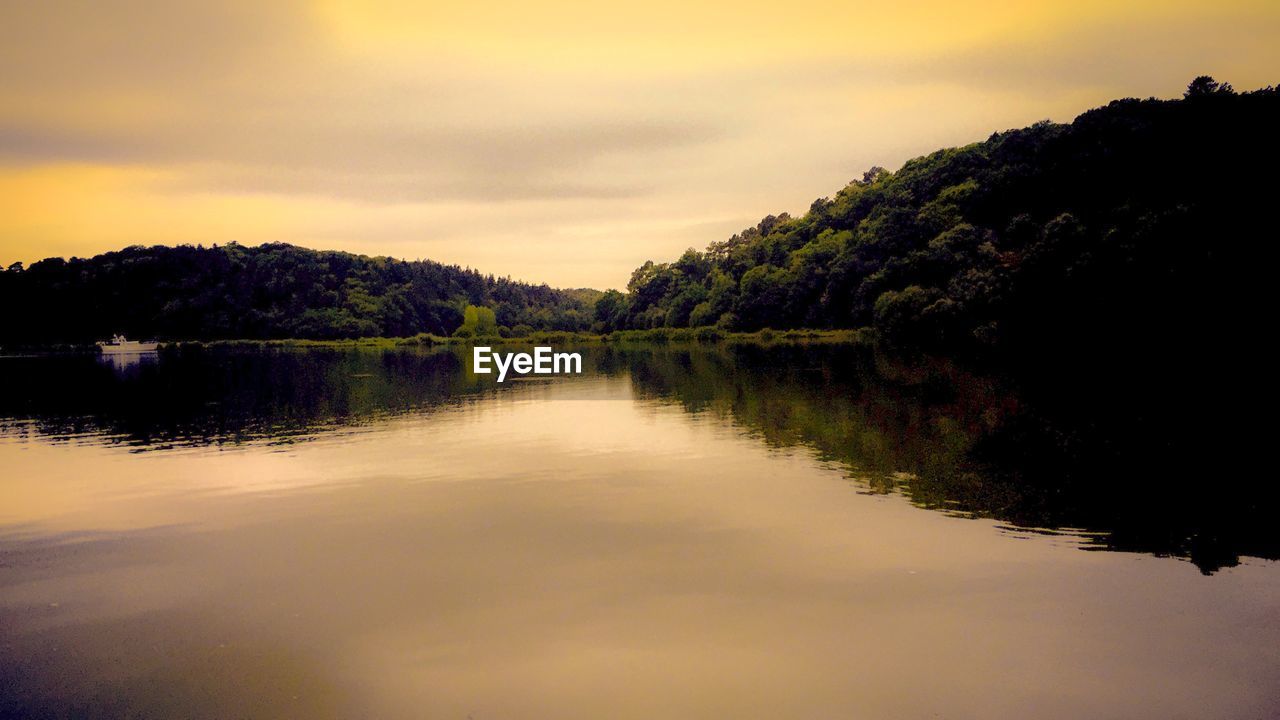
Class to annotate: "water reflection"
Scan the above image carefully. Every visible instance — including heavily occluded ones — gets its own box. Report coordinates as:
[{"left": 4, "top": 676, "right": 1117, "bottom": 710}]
[
  {"left": 1, "top": 345, "right": 1277, "bottom": 719},
  {"left": 0, "top": 345, "right": 1272, "bottom": 571},
  {"left": 1, "top": 348, "right": 481, "bottom": 448},
  {"left": 616, "top": 344, "right": 1279, "bottom": 573},
  {"left": 97, "top": 350, "right": 158, "bottom": 374}
]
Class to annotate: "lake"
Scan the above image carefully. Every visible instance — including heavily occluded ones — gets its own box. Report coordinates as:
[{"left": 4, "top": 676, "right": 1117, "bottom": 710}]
[{"left": 1, "top": 344, "right": 1277, "bottom": 719}]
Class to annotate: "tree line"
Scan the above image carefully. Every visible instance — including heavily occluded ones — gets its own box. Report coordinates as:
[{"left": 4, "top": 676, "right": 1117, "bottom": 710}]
[
  {"left": 0, "top": 242, "right": 599, "bottom": 344},
  {"left": 4, "top": 77, "right": 1275, "bottom": 358},
  {"left": 598, "top": 77, "right": 1277, "bottom": 366}
]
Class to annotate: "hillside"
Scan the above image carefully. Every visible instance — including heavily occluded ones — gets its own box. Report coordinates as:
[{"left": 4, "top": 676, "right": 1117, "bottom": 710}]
[
  {"left": 4, "top": 77, "right": 1275, "bottom": 356},
  {"left": 605, "top": 77, "right": 1277, "bottom": 366},
  {"left": 0, "top": 243, "right": 594, "bottom": 344}
]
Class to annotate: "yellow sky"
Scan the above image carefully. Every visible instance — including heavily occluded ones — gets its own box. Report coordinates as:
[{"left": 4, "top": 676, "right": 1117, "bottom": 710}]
[{"left": 1, "top": 0, "right": 1277, "bottom": 288}]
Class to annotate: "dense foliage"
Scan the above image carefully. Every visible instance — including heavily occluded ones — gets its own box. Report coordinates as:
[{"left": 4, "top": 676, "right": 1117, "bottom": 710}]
[
  {"left": 4, "top": 77, "right": 1274, "bottom": 358},
  {"left": 0, "top": 242, "right": 598, "bottom": 344},
  {"left": 605, "top": 78, "right": 1277, "bottom": 366}
]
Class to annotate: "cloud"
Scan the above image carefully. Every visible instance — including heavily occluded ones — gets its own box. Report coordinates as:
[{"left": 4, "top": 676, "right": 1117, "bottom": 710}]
[
  {"left": 0, "top": 1, "right": 314, "bottom": 96},
  {"left": 0, "top": 4, "right": 730, "bottom": 205},
  {"left": 891, "top": 9, "right": 1280, "bottom": 96},
  {"left": 1, "top": 0, "right": 1278, "bottom": 287},
  {"left": 0, "top": 115, "right": 719, "bottom": 202}
]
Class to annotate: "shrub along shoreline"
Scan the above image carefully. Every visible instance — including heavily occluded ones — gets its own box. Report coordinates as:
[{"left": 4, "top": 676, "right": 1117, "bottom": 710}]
[{"left": 161, "top": 327, "right": 868, "bottom": 351}]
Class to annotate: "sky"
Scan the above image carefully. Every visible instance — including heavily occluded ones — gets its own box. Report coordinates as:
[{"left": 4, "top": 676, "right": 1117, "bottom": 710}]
[{"left": 1, "top": 1, "right": 1277, "bottom": 289}]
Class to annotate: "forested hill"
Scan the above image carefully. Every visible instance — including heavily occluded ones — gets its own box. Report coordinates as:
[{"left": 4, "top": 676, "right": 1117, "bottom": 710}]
[
  {"left": 4, "top": 77, "right": 1275, "bottom": 353},
  {"left": 0, "top": 243, "right": 598, "bottom": 344},
  {"left": 602, "top": 77, "right": 1278, "bottom": 362}
]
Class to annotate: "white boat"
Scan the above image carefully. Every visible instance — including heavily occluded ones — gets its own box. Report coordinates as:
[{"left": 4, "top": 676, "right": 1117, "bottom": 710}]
[{"left": 97, "top": 334, "right": 159, "bottom": 354}]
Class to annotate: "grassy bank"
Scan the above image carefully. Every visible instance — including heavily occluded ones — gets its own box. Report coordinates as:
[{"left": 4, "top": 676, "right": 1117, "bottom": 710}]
[{"left": 163, "top": 328, "right": 870, "bottom": 351}]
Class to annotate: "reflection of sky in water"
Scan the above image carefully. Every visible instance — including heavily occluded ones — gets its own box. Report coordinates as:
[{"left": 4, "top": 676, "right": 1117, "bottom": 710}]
[{"left": 1, "top": 354, "right": 1278, "bottom": 719}]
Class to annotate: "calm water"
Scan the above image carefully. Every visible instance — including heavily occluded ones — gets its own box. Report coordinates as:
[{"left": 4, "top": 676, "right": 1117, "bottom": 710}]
[{"left": 1, "top": 345, "right": 1277, "bottom": 719}]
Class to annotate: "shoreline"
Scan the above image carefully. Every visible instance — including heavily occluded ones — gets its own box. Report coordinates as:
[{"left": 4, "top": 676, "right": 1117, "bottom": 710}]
[
  {"left": 170, "top": 327, "right": 869, "bottom": 349},
  {"left": 0, "top": 328, "right": 870, "bottom": 355}
]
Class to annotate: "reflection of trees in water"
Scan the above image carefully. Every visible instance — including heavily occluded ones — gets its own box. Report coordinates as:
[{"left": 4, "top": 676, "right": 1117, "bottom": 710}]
[
  {"left": 0, "top": 343, "right": 1273, "bottom": 572},
  {"left": 615, "top": 344, "right": 1277, "bottom": 574},
  {"left": 0, "top": 347, "right": 490, "bottom": 448}
]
